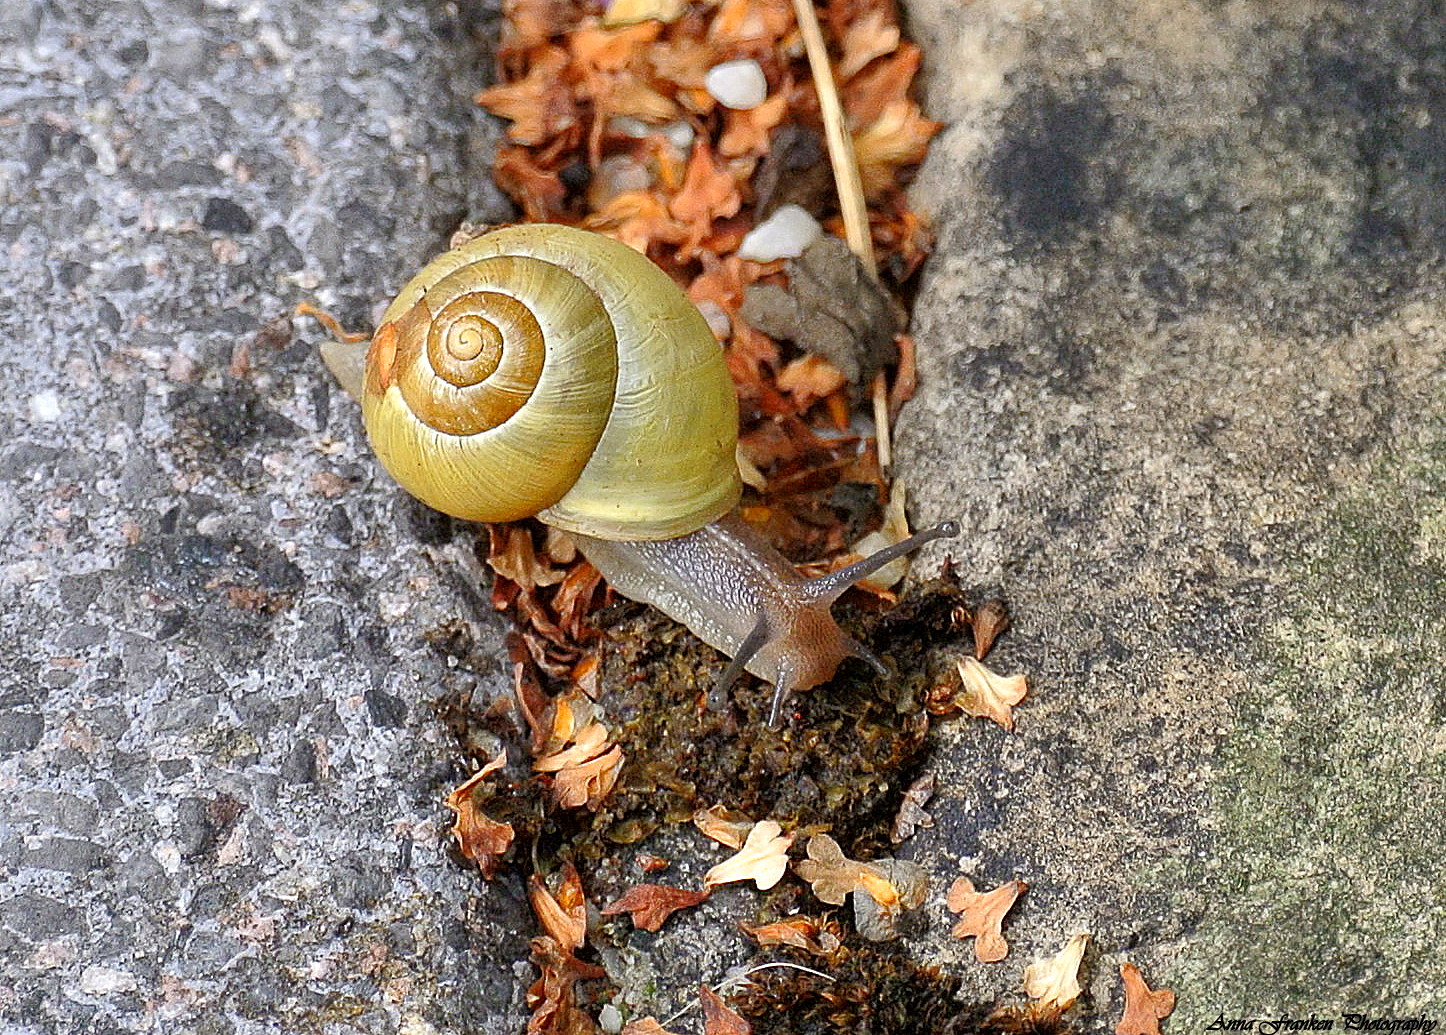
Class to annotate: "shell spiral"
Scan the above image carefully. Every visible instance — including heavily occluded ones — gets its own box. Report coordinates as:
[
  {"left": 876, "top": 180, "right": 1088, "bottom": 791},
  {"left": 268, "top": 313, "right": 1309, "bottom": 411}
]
[{"left": 361, "top": 224, "right": 741, "bottom": 541}]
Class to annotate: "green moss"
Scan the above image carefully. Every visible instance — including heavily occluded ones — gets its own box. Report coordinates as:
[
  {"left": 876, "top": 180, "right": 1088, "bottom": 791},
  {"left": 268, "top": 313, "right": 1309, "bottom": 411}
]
[
  {"left": 729, "top": 939, "right": 973, "bottom": 1035},
  {"left": 1167, "top": 429, "right": 1446, "bottom": 1019},
  {"left": 581, "top": 576, "right": 968, "bottom": 853}
]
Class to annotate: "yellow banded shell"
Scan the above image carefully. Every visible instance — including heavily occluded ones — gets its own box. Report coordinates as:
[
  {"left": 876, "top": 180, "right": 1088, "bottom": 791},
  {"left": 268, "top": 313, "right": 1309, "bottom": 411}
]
[{"left": 360, "top": 224, "right": 741, "bottom": 541}]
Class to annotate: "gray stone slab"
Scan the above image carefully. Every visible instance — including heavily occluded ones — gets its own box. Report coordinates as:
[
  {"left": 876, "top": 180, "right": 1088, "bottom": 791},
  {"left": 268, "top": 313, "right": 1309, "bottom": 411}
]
[{"left": 898, "top": 0, "right": 1446, "bottom": 1022}]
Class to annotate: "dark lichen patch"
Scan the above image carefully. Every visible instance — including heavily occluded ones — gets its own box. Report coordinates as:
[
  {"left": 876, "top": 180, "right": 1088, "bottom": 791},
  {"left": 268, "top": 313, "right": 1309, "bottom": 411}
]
[
  {"left": 1260, "top": 13, "right": 1446, "bottom": 256},
  {"left": 120, "top": 524, "right": 304, "bottom": 660},
  {"left": 988, "top": 84, "right": 1118, "bottom": 247},
  {"left": 728, "top": 939, "right": 975, "bottom": 1035},
  {"left": 968, "top": 11, "right": 1446, "bottom": 383},
  {"left": 169, "top": 381, "right": 306, "bottom": 484}
]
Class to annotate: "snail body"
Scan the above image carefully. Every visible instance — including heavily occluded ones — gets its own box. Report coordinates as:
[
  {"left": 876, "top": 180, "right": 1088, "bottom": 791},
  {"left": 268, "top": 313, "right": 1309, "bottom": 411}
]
[{"left": 330, "top": 223, "right": 955, "bottom": 726}]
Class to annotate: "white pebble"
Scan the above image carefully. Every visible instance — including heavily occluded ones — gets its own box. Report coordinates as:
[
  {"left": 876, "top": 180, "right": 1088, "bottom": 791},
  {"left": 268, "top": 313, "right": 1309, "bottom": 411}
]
[
  {"left": 705, "top": 59, "right": 768, "bottom": 110},
  {"left": 378, "top": 590, "right": 412, "bottom": 622},
  {"left": 606, "top": 116, "right": 651, "bottom": 139},
  {"left": 598, "top": 1004, "right": 623, "bottom": 1033},
  {"left": 737, "top": 205, "right": 823, "bottom": 261},
  {"left": 152, "top": 841, "right": 182, "bottom": 875},
  {"left": 661, "top": 119, "right": 695, "bottom": 151},
  {"left": 79, "top": 966, "right": 139, "bottom": 995},
  {"left": 28, "top": 390, "right": 62, "bottom": 422},
  {"left": 588, "top": 154, "right": 653, "bottom": 209}
]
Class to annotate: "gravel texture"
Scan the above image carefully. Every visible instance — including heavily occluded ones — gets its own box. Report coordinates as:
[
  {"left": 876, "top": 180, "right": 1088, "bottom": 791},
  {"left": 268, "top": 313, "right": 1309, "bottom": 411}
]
[
  {"left": 1, "top": 1, "right": 529, "bottom": 1032},
  {"left": 4, "top": 0, "right": 1443, "bottom": 1032}
]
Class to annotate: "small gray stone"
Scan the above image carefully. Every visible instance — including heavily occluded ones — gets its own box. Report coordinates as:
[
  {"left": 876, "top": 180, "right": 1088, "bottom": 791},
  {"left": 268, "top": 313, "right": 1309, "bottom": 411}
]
[
  {"left": 57, "top": 623, "right": 105, "bottom": 650},
  {"left": 25, "top": 837, "right": 105, "bottom": 874},
  {"left": 0, "top": 712, "right": 43, "bottom": 754},
  {"left": 201, "top": 197, "right": 254, "bottom": 235},
  {"left": 0, "top": 892, "right": 85, "bottom": 941},
  {"left": 280, "top": 738, "right": 317, "bottom": 784},
  {"left": 58, "top": 573, "right": 103, "bottom": 613},
  {"left": 173, "top": 797, "right": 212, "bottom": 859},
  {"left": 107, "top": 265, "right": 147, "bottom": 292},
  {"left": 364, "top": 685, "right": 407, "bottom": 728},
  {"left": 0, "top": 443, "right": 61, "bottom": 480},
  {"left": 82, "top": 705, "right": 130, "bottom": 741},
  {"left": 333, "top": 855, "right": 392, "bottom": 911},
  {"left": 117, "top": 39, "right": 148, "bottom": 65},
  {"left": 21, "top": 790, "right": 100, "bottom": 833}
]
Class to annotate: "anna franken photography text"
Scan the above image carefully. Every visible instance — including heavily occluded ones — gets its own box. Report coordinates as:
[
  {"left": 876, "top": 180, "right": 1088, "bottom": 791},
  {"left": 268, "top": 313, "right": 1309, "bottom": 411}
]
[{"left": 1207, "top": 1014, "right": 1438, "bottom": 1034}]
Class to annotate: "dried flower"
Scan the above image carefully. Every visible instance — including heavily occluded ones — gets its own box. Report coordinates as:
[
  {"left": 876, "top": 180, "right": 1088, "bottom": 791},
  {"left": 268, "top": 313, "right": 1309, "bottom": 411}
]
[
  {"left": 945, "top": 877, "right": 1026, "bottom": 963},
  {"left": 704, "top": 820, "right": 792, "bottom": 890}
]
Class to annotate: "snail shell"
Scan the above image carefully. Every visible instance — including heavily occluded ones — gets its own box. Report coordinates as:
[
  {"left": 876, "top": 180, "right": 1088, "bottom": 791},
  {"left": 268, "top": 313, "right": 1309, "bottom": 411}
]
[{"left": 361, "top": 224, "right": 741, "bottom": 541}]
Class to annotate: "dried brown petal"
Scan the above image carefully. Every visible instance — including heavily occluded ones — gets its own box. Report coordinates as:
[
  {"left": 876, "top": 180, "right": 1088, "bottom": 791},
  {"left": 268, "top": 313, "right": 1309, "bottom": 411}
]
[
  {"left": 550, "top": 743, "right": 624, "bottom": 809},
  {"left": 601, "top": 884, "right": 711, "bottom": 932},
  {"left": 476, "top": 46, "right": 578, "bottom": 146},
  {"left": 740, "top": 235, "right": 900, "bottom": 386},
  {"left": 852, "top": 99, "right": 940, "bottom": 199},
  {"left": 444, "top": 750, "right": 515, "bottom": 878},
  {"left": 777, "top": 353, "right": 848, "bottom": 412},
  {"left": 669, "top": 141, "right": 742, "bottom": 253},
  {"left": 837, "top": 8, "right": 899, "bottom": 80},
  {"left": 494, "top": 146, "right": 568, "bottom": 222},
  {"left": 971, "top": 598, "right": 1011, "bottom": 658},
  {"left": 499, "top": 0, "right": 584, "bottom": 56},
  {"left": 890, "top": 772, "right": 936, "bottom": 844},
  {"left": 533, "top": 709, "right": 623, "bottom": 809},
  {"left": 945, "top": 877, "right": 1026, "bottom": 963},
  {"left": 584, "top": 190, "right": 688, "bottom": 253},
  {"left": 719, "top": 92, "right": 789, "bottom": 158},
  {"left": 1023, "top": 933, "right": 1090, "bottom": 1014},
  {"left": 622, "top": 1020, "right": 683, "bottom": 1035},
  {"left": 534, "top": 719, "right": 610, "bottom": 773},
  {"left": 704, "top": 819, "right": 792, "bottom": 890},
  {"left": 742, "top": 915, "right": 840, "bottom": 955},
  {"left": 527, "top": 934, "right": 605, "bottom": 1035},
  {"left": 1116, "top": 963, "right": 1176, "bottom": 1035},
  {"left": 792, "top": 833, "right": 882, "bottom": 905},
  {"left": 708, "top": 0, "right": 792, "bottom": 48},
  {"left": 528, "top": 862, "right": 588, "bottom": 954},
  {"left": 700, "top": 985, "right": 751, "bottom": 1035},
  {"left": 692, "top": 804, "right": 755, "bottom": 849},
  {"left": 954, "top": 656, "right": 1029, "bottom": 731}
]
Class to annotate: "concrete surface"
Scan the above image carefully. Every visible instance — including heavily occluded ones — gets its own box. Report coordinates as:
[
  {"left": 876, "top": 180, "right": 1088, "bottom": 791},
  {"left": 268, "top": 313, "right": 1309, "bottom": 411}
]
[{"left": 1, "top": 1, "right": 529, "bottom": 1032}]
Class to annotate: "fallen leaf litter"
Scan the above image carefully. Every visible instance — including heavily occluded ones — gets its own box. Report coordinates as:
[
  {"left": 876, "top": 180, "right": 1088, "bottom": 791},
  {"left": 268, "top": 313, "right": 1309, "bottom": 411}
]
[{"left": 333, "top": 0, "right": 1182, "bottom": 1029}]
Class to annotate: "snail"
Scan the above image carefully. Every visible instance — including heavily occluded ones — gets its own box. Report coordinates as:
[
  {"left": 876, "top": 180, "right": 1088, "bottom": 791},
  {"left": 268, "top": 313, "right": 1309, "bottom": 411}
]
[{"left": 318, "top": 223, "right": 957, "bottom": 727}]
